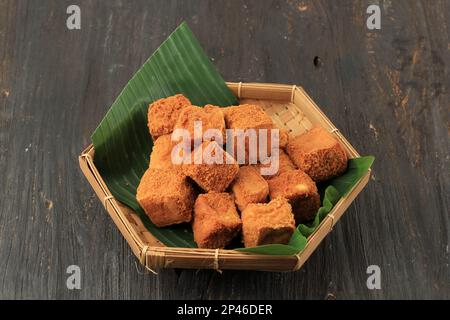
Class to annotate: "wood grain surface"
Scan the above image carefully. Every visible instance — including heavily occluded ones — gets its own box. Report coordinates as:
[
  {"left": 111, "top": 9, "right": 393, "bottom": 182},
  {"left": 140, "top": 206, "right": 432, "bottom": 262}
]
[{"left": 0, "top": 0, "right": 448, "bottom": 299}]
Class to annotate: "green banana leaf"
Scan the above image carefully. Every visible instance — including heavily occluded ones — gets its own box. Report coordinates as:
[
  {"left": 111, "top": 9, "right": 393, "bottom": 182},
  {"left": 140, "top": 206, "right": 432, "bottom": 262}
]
[
  {"left": 91, "top": 21, "right": 374, "bottom": 255},
  {"left": 92, "top": 22, "right": 237, "bottom": 248},
  {"left": 297, "top": 156, "right": 375, "bottom": 238}
]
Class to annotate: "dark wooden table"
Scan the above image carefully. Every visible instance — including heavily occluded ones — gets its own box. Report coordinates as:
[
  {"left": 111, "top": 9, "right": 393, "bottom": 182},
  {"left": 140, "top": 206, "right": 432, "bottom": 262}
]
[{"left": 1, "top": 0, "right": 448, "bottom": 299}]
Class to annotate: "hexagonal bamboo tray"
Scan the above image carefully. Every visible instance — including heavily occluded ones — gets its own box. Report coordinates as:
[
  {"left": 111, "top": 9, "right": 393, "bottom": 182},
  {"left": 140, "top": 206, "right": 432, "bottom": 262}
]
[{"left": 79, "top": 82, "right": 370, "bottom": 272}]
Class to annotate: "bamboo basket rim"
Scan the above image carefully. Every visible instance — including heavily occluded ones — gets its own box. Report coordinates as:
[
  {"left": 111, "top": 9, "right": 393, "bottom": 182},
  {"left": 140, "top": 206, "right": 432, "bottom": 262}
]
[{"left": 78, "top": 82, "right": 371, "bottom": 272}]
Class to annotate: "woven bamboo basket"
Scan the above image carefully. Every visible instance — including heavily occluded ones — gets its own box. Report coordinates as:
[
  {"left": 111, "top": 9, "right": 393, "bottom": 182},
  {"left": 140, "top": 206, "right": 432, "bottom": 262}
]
[{"left": 79, "top": 82, "right": 370, "bottom": 272}]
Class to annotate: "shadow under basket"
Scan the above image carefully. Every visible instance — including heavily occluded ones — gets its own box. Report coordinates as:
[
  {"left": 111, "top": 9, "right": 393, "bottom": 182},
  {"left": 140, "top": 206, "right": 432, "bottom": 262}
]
[{"left": 79, "top": 82, "right": 371, "bottom": 272}]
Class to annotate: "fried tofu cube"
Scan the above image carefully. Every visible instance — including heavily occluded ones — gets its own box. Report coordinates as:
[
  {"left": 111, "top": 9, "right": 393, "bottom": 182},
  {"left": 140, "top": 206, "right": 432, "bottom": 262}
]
[
  {"left": 253, "top": 149, "right": 296, "bottom": 180},
  {"left": 136, "top": 168, "right": 195, "bottom": 227},
  {"left": 277, "top": 150, "right": 297, "bottom": 172},
  {"left": 174, "top": 105, "right": 225, "bottom": 143},
  {"left": 182, "top": 141, "right": 239, "bottom": 192},
  {"left": 224, "top": 104, "right": 273, "bottom": 130},
  {"left": 286, "top": 126, "right": 348, "bottom": 182},
  {"left": 224, "top": 104, "right": 274, "bottom": 164},
  {"left": 149, "top": 134, "right": 183, "bottom": 173},
  {"left": 148, "top": 94, "right": 191, "bottom": 139},
  {"left": 260, "top": 127, "right": 289, "bottom": 163},
  {"left": 193, "top": 192, "right": 242, "bottom": 248},
  {"left": 231, "top": 166, "right": 269, "bottom": 211},
  {"left": 268, "top": 170, "right": 320, "bottom": 223},
  {"left": 241, "top": 197, "right": 295, "bottom": 247}
]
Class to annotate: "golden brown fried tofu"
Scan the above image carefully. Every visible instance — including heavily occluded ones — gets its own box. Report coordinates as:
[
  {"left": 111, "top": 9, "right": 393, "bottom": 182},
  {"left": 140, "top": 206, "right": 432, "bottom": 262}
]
[
  {"left": 174, "top": 105, "right": 225, "bottom": 143},
  {"left": 136, "top": 168, "right": 195, "bottom": 227},
  {"left": 224, "top": 104, "right": 274, "bottom": 164},
  {"left": 182, "top": 141, "right": 239, "bottom": 192},
  {"left": 224, "top": 104, "right": 273, "bottom": 129},
  {"left": 268, "top": 170, "right": 320, "bottom": 223},
  {"left": 231, "top": 166, "right": 269, "bottom": 211},
  {"left": 148, "top": 94, "right": 191, "bottom": 139},
  {"left": 278, "top": 128, "right": 290, "bottom": 149},
  {"left": 253, "top": 149, "right": 296, "bottom": 180},
  {"left": 149, "top": 134, "right": 183, "bottom": 173},
  {"left": 193, "top": 192, "right": 242, "bottom": 249},
  {"left": 241, "top": 197, "right": 295, "bottom": 247},
  {"left": 286, "top": 126, "right": 348, "bottom": 182}
]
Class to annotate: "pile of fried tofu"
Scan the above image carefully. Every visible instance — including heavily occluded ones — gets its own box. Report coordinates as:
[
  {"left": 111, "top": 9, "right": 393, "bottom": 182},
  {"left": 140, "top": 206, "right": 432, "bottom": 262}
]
[{"left": 136, "top": 94, "right": 348, "bottom": 249}]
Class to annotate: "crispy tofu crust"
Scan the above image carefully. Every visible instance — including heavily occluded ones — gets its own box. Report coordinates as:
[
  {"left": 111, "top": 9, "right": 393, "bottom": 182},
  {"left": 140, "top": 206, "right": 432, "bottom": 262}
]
[
  {"left": 182, "top": 141, "right": 239, "bottom": 192},
  {"left": 193, "top": 192, "right": 242, "bottom": 249},
  {"left": 136, "top": 168, "right": 195, "bottom": 227},
  {"left": 224, "top": 104, "right": 274, "bottom": 164},
  {"left": 148, "top": 94, "right": 191, "bottom": 139},
  {"left": 286, "top": 126, "right": 348, "bottom": 182},
  {"left": 231, "top": 166, "right": 269, "bottom": 211},
  {"left": 241, "top": 197, "right": 295, "bottom": 247},
  {"left": 253, "top": 149, "right": 296, "bottom": 180},
  {"left": 174, "top": 105, "right": 225, "bottom": 142},
  {"left": 268, "top": 170, "right": 320, "bottom": 223},
  {"left": 224, "top": 104, "right": 273, "bottom": 130},
  {"left": 149, "top": 134, "right": 183, "bottom": 173},
  {"left": 278, "top": 127, "right": 290, "bottom": 149}
]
